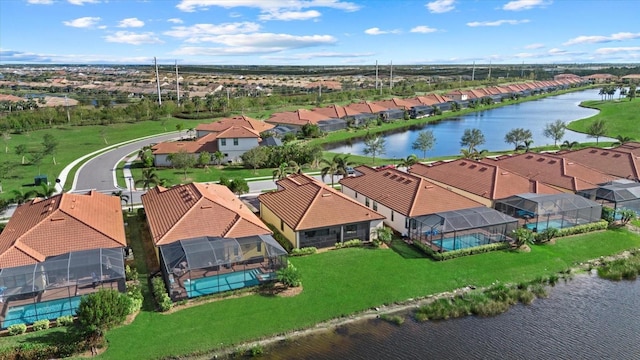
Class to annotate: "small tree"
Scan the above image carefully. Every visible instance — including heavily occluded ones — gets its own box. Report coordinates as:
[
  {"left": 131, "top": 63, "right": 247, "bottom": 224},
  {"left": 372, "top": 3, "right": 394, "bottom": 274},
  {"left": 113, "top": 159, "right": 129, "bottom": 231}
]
[
  {"left": 197, "top": 151, "right": 212, "bottom": 168},
  {"left": 241, "top": 147, "right": 268, "bottom": 174},
  {"left": 460, "top": 128, "right": 485, "bottom": 153},
  {"left": 15, "top": 144, "right": 27, "bottom": 164},
  {"left": 412, "top": 130, "right": 436, "bottom": 160},
  {"left": 42, "top": 133, "right": 58, "bottom": 165},
  {"left": 586, "top": 119, "right": 607, "bottom": 145},
  {"left": 543, "top": 120, "right": 566, "bottom": 147},
  {"left": 168, "top": 149, "right": 197, "bottom": 181},
  {"left": 363, "top": 133, "right": 386, "bottom": 165},
  {"left": 277, "top": 263, "right": 302, "bottom": 288},
  {"left": 618, "top": 209, "right": 637, "bottom": 225},
  {"left": 76, "top": 289, "right": 131, "bottom": 335},
  {"left": 228, "top": 178, "right": 249, "bottom": 195},
  {"left": 504, "top": 128, "right": 533, "bottom": 151}
]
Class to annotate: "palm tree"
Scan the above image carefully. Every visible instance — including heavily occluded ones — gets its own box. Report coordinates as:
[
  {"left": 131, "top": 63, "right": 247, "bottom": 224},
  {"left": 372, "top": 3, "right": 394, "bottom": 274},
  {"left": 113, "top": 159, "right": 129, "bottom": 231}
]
[
  {"left": 321, "top": 154, "right": 353, "bottom": 187},
  {"left": 560, "top": 140, "right": 579, "bottom": 150},
  {"left": 272, "top": 162, "right": 291, "bottom": 181},
  {"left": 11, "top": 188, "right": 36, "bottom": 205},
  {"left": 613, "top": 135, "right": 634, "bottom": 146},
  {"left": 111, "top": 190, "right": 130, "bottom": 208},
  {"left": 135, "top": 168, "right": 160, "bottom": 190},
  {"left": 213, "top": 151, "right": 224, "bottom": 166},
  {"left": 398, "top": 154, "right": 418, "bottom": 168},
  {"left": 586, "top": 119, "right": 607, "bottom": 145},
  {"left": 34, "top": 183, "right": 57, "bottom": 199}
]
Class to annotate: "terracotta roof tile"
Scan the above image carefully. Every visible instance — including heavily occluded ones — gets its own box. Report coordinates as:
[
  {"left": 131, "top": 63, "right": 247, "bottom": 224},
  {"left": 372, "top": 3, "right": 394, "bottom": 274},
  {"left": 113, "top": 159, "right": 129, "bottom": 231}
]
[
  {"left": 339, "top": 166, "right": 482, "bottom": 216},
  {"left": 313, "top": 104, "right": 347, "bottom": 119},
  {"left": 141, "top": 183, "right": 270, "bottom": 246},
  {"left": 556, "top": 147, "right": 640, "bottom": 180},
  {"left": 152, "top": 133, "right": 219, "bottom": 155},
  {"left": 409, "top": 159, "right": 561, "bottom": 200},
  {"left": 195, "top": 115, "right": 274, "bottom": 133},
  {"left": 259, "top": 174, "right": 384, "bottom": 230},
  {"left": 0, "top": 191, "right": 126, "bottom": 268}
]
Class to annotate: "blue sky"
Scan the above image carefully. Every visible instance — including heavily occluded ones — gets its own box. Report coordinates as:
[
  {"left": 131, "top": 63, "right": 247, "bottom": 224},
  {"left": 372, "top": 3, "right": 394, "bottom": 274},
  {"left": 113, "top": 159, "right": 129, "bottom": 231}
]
[{"left": 1, "top": 0, "right": 639, "bottom": 65}]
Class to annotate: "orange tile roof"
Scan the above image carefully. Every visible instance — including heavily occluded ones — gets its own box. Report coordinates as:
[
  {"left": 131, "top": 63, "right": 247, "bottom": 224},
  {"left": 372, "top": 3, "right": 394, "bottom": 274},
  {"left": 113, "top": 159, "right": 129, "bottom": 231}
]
[
  {"left": 259, "top": 174, "right": 384, "bottom": 230},
  {"left": 556, "top": 147, "right": 640, "bottom": 180},
  {"left": 0, "top": 191, "right": 126, "bottom": 268},
  {"left": 482, "top": 153, "right": 619, "bottom": 191},
  {"left": 0, "top": 94, "right": 24, "bottom": 102},
  {"left": 266, "top": 109, "right": 331, "bottom": 127},
  {"left": 195, "top": 115, "right": 274, "bottom": 133},
  {"left": 374, "top": 97, "right": 421, "bottom": 110},
  {"left": 615, "top": 142, "right": 640, "bottom": 156},
  {"left": 312, "top": 104, "right": 347, "bottom": 119},
  {"left": 339, "top": 166, "right": 482, "bottom": 217},
  {"left": 409, "top": 159, "right": 561, "bottom": 200},
  {"left": 215, "top": 126, "right": 261, "bottom": 139},
  {"left": 152, "top": 132, "right": 219, "bottom": 155},
  {"left": 344, "top": 101, "right": 388, "bottom": 116},
  {"left": 141, "top": 183, "right": 271, "bottom": 246}
]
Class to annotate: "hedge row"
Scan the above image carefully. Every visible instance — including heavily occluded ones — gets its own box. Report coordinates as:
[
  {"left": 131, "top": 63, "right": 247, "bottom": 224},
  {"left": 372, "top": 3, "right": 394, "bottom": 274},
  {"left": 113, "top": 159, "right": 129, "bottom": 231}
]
[{"left": 414, "top": 241, "right": 511, "bottom": 261}]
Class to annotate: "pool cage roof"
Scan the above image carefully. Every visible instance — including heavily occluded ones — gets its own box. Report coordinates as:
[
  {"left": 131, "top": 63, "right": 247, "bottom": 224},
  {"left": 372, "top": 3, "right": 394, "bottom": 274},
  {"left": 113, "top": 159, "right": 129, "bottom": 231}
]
[
  {"left": 412, "top": 206, "right": 518, "bottom": 232},
  {"left": 496, "top": 193, "right": 601, "bottom": 216},
  {"left": 593, "top": 180, "right": 640, "bottom": 203},
  {"left": 159, "top": 235, "right": 287, "bottom": 273},
  {"left": 0, "top": 248, "right": 125, "bottom": 297}
]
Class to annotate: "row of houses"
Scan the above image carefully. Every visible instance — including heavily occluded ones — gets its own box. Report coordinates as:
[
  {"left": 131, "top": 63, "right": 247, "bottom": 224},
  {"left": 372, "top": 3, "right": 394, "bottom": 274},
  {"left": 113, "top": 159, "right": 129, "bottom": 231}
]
[
  {"left": 151, "top": 78, "right": 588, "bottom": 165},
  {"left": 1, "top": 142, "right": 639, "bottom": 329}
]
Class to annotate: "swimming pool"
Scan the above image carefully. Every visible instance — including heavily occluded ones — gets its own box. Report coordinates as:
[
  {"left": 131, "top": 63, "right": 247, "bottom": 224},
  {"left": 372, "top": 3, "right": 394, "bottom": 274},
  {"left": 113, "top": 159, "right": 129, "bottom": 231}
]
[
  {"left": 525, "top": 219, "right": 576, "bottom": 231},
  {"left": 3, "top": 296, "right": 81, "bottom": 328},
  {"left": 185, "top": 268, "right": 272, "bottom": 298},
  {"left": 432, "top": 233, "right": 498, "bottom": 252}
]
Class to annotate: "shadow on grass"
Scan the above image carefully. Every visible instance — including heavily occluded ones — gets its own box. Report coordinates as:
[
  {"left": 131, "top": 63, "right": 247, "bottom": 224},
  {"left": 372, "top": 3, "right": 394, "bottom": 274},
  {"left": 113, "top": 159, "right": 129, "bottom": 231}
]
[{"left": 388, "top": 239, "right": 427, "bottom": 259}]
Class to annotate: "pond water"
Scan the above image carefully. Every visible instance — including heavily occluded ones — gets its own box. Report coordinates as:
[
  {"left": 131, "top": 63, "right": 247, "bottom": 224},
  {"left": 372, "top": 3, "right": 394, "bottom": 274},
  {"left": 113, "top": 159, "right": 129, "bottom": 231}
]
[
  {"left": 259, "top": 274, "right": 640, "bottom": 360},
  {"left": 326, "top": 89, "right": 612, "bottom": 159}
]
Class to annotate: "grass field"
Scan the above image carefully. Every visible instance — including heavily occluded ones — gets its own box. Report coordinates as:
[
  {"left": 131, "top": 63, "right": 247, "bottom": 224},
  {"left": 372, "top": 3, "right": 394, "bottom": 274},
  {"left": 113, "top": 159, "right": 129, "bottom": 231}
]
[
  {"left": 94, "top": 228, "right": 640, "bottom": 359},
  {"left": 567, "top": 97, "right": 640, "bottom": 140}
]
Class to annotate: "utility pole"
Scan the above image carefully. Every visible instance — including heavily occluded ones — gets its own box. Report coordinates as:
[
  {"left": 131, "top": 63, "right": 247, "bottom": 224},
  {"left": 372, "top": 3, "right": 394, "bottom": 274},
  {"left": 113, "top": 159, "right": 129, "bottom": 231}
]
[
  {"left": 487, "top": 60, "right": 492, "bottom": 80},
  {"left": 471, "top": 61, "right": 476, "bottom": 81},
  {"left": 154, "top": 57, "right": 162, "bottom": 105},
  {"left": 375, "top": 60, "right": 379, "bottom": 91},
  {"left": 64, "top": 95, "right": 70, "bottom": 123},
  {"left": 175, "top": 60, "right": 180, "bottom": 105},
  {"left": 521, "top": 61, "right": 524, "bottom": 78},
  {"left": 389, "top": 60, "right": 393, "bottom": 91}
]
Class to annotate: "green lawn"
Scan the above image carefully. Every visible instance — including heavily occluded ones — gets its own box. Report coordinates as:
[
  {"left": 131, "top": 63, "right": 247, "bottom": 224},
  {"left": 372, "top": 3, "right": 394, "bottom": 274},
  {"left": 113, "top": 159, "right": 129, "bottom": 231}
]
[
  {"left": 96, "top": 229, "right": 640, "bottom": 359},
  {"left": 566, "top": 97, "right": 640, "bottom": 140}
]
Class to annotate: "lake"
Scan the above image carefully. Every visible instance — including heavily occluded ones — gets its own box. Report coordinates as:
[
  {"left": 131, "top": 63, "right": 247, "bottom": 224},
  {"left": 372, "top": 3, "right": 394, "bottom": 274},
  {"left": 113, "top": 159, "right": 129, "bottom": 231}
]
[
  {"left": 260, "top": 274, "right": 640, "bottom": 360},
  {"left": 326, "top": 89, "right": 611, "bottom": 159}
]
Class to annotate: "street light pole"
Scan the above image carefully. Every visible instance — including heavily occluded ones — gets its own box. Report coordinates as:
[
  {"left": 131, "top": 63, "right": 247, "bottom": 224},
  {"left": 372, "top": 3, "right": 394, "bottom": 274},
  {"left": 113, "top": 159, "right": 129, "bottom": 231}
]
[{"left": 127, "top": 176, "right": 134, "bottom": 212}]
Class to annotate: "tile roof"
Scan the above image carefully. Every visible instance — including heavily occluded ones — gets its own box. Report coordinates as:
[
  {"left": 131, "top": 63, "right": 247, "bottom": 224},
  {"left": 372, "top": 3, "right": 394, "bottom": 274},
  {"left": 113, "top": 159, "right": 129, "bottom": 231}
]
[
  {"left": 0, "top": 191, "right": 126, "bottom": 268},
  {"left": 266, "top": 109, "right": 331, "bottom": 127},
  {"left": 408, "top": 159, "right": 561, "bottom": 200},
  {"left": 373, "top": 97, "right": 421, "bottom": 110},
  {"left": 152, "top": 132, "right": 219, "bottom": 155},
  {"left": 312, "top": 104, "right": 347, "bottom": 119},
  {"left": 344, "top": 101, "right": 388, "bottom": 116},
  {"left": 339, "top": 166, "right": 482, "bottom": 217},
  {"left": 482, "top": 153, "right": 619, "bottom": 191},
  {"left": 258, "top": 174, "right": 384, "bottom": 231},
  {"left": 614, "top": 142, "right": 640, "bottom": 156},
  {"left": 555, "top": 147, "right": 640, "bottom": 180},
  {"left": 141, "top": 183, "right": 271, "bottom": 246},
  {"left": 195, "top": 115, "right": 274, "bottom": 134}
]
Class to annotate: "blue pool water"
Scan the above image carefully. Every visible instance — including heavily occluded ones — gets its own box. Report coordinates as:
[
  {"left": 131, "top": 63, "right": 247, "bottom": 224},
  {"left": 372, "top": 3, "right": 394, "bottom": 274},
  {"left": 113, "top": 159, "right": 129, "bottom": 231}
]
[
  {"left": 526, "top": 219, "right": 575, "bottom": 231},
  {"left": 433, "top": 233, "right": 492, "bottom": 251},
  {"left": 3, "top": 296, "right": 81, "bottom": 328},
  {"left": 185, "top": 269, "right": 272, "bottom": 298}
]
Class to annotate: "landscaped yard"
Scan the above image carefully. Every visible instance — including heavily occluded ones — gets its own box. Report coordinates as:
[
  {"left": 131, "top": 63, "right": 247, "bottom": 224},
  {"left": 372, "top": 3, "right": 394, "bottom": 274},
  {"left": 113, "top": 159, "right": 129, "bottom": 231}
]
[
  {"left": 567, "top": 97, "right": 640, "bottom": 140},
  {"left": 95, "top": 228, "right": 640, "bottom": 359}
]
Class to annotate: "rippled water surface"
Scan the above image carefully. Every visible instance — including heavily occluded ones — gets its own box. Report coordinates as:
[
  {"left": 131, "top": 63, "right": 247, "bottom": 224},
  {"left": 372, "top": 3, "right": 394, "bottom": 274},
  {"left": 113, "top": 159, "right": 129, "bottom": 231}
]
[
  {"left": 260, "top": 275, "right": 640, "bottom": 360},
  {"left": 326, "top": 89, "right": 611, "bottom": 159}
]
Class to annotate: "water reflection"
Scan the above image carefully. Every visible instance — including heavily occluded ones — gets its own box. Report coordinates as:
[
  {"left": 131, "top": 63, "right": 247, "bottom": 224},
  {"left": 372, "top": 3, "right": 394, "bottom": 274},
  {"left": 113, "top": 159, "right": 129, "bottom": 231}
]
[{"left": 326, "top": 89, "right": 611, "bottom": 159}]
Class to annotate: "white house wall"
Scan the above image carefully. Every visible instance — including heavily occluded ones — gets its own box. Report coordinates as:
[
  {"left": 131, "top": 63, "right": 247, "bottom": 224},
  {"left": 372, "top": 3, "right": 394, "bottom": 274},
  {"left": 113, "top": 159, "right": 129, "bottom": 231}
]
[
  {"left": 341, "top": 185, "right": 410, "bottom": 236},
  {"left": 218, "top": 137, "right": 259, "bottom": 163}
]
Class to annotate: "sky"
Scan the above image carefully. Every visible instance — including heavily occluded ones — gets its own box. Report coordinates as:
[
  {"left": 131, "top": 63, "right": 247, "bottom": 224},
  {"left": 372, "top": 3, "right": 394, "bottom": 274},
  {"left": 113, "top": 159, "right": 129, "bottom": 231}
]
[{"left": 1, "top": 0, "right": 640, "bottom": 66}]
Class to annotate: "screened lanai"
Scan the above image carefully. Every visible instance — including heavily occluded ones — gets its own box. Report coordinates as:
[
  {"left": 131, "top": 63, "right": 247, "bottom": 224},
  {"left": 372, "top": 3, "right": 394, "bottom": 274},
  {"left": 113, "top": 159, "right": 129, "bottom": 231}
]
[
  {"left": 494, "top": 193, "right": 602, "bottom": 232},
  {"left": 578, "top": 180, "right": 640, "bottom": 216},
  {"left": 159, "top": 235, "right": 288, "bottom": 300},
  {"left": 0, "top": 248, "right": 125, "bottom": 328},
  {"left": 409, "top": 207, "right": 517, "bottom": 252}
]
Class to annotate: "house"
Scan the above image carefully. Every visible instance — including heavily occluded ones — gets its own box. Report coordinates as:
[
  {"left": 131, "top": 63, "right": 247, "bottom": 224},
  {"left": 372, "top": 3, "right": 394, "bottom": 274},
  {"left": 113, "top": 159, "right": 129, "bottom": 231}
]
[
  {"left": 152, "top": 133, "right": 219, "bottom": 167},
  {"left": 195, "top": 115, "right": 274, "bottom": 138},
  {"left": 266, "top": 109, "right": 347, "bottom": 132},
  {"left": 408, "top": 159, "right": 561, "bottom": 207},
  {"left": 339, "top": 166, "right": 483, "bottom": 236},
  {"left": 482, "top": 153, "right": 619, "bottom": 193},
  {"left": 555, "top": 146, "right": 640, "bottom": 181},
  {"left": 343, "top": 101, "right": 388, "bottom": 126},
  {"left": 141, "top": 183, "right": 287, "bottom": 299},
  {"left": 0, "top": 191, "right": 127, "bottom": 328},
  {"left": 578, "top": 179, "right": 640, "bottom": 216},
  {"left": 258, "top": 174, "right": 385, "bottom": 249}
]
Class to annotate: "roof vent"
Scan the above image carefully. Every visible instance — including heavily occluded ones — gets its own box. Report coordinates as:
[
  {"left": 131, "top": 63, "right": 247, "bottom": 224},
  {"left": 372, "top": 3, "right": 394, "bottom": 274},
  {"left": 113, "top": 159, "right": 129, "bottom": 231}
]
[
  {"left": 322, "top": 193, "right": 331, "bottom": 197},
  {"left": 501, "top": 171, "right": 509, "bottom": 175},
  {"left": 526, "top": 155, "right": 534, "bottom": 159},
  {"left": 479, "top": 167, "right": 487, "bottom": 172},
  {"left": 567, "top": 162, "right": 574, "bottom": 165},
  {"left": 200, "top": 205, "right": 212, "bottom": 209},
  {"left": 51, "top": 217, "right": 65, "bottom": 221},
  {"left": 425, "top": 185, "right": 434, "bottom": 189}
]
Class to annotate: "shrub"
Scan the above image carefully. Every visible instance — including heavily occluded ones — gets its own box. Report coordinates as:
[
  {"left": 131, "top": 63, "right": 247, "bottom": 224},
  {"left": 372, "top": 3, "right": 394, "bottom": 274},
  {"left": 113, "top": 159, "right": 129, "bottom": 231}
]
[
  {"left": 126, "top": 282, "right": 144, "bottom": 314},
  {"left": 265, "top": 223, "right": 293, "bottom": 252},
  {"left": 335, "top": 239, "right": 362, "bottom": 249},
  {"left": 277, "top": 263, "right": 302, "bottom": 288},
  {"left": 534, "top": 228, "right": 559, "bottom": 243},
  {"left": 379, "top": 314, "right": 405, "bottom": 325},
  {"left": 555, "top": 220, "right": 608, "bottom": 237},
  {"left": 602, "top": 207, "right": 615, "bottom": 223},
  {"left": 413, "top": 241, "right": 510, "bottom": 261},
  {"left": 376, "top": 227, "right": 394, "bottom": 244},
  {"left": 32, "top": 319, "right": 50, "bottom": 331},
  {"left": 125, "top": 264, "right": 139, "bottom": 281},
  {"left": 250, "top": 345, "right": 264, "bottom": 357},
  {"left": 7, "top": 323, "right": 27, "bottom": 336},
  {"left": 76, "top": 289, "right": 131, "bottom": 334},
  {"left": 290, "top": 247, "right": 317, "bottom": 256},
  {"left": 56, "top": 315, "right": 74, "bottom": 326},
  {"left": 512, "top": 228, "right": 534, "bottom": 246},
  {"left": 151, "top": 276, "right": 173, "bottom": 312}
]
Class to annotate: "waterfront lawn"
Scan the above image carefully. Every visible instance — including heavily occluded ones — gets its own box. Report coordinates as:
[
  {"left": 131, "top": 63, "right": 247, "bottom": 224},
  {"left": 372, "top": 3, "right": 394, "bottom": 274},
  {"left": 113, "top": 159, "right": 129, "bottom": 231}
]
[
  {"left": 567, "top": 98, "right": 640, "bottom": 140},
  {"left": 99, "top": 229, "right": 640, "bottom": 360}
]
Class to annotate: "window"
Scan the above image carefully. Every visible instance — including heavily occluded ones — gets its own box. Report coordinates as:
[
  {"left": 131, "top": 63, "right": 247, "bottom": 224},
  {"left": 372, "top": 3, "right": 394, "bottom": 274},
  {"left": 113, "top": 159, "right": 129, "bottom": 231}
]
[
  {"left": 365, "top": 198, "right": 370, "bottom": 207},
  {"left": 280, "top": 219, "right": 284, "bottom": 231},
  {"left": 373, "top": 201, "right": 378, "bottom": 211},
  {"left": 345, "top": 224, "right": 357, "bottom": 235},
  {"left": 221, "top": 139, "right": 227, "bottom": 146},
  {"left": 405, "top": 218, "right": 409, "bottom": 229},
  {"left": 233, "top": 138, "right": 239, "bottom": 146},
  {"left": 355, "top": 192, "right": 358, "bottom": 199},
  {"left": 391, "top": 211, "right": 394, "bottom": 221}
]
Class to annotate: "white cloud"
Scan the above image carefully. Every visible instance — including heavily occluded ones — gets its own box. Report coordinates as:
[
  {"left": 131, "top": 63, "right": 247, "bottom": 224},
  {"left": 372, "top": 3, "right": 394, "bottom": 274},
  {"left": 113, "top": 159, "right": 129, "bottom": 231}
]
[
  {"left": 595, "top": 47, "right": 640, "bottom": 55},
  {"left": 176, "top": 0, "right": 360, "bottom": 13},
  {"left": 467, "top": 19, "right": 529, "bottom": 27},
  {"left": 503, "top": 0, "right": 549, "bottom": 11},
  {"left": 547, "top": 48, "right": 567, "bottom": 55},
  {"left": 513, "top": 52, "right": 536, "bottom": 58},
  {"left": 229, "top": 12, "right": 243, "bottom": 18},
  {"left": 426, "top": 0, "right": 455, "bottom": 13},
  {"left": 63, "top": 17, "right": 102, "bottom": 28},
  {"left": 259, "top": 10, "right": 321, "bottom": 21},
  {"left": 104, "top": 31, "right": 163, "bottom": 45},
  {"left": 168, "top": 18, "right": 184, "bottom": 24},
  {"left": 410, "top": 25, "right": 437, "bottom": 33},
  {"left": 364, "top": 27, "right": 401, "bottom": 35},
  {"left": 68, "top": 0, "right": 100, "bottom": 5},
  {"left": 264, "top": 51, "right": 374, "bottom": 60},
  {"left": 27, "top": 0, "right": 54, "bottom": 4},
  {"left": 524, "top": 43, "right": 544, "bottom": 49},
  {"left": 563, "top": 32, "right": 640, "bottom": 45},
  {"left": 117, "top": 18, "right": 145, "bottom": 28},
  {"left": 164, "top": 22, "right": 261, "bottom": 42}
]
